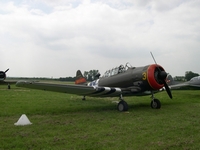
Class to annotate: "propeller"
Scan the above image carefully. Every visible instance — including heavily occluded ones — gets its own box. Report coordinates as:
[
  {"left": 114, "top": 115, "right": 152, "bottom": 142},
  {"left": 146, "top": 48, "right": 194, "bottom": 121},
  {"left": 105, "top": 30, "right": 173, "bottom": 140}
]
[
  {"left": 5, "top": 68, "right": 9, "bottom": 73},
  {"left": 150, "top": 52, "right": 172, "bottom": 99},
  {"left": 0, "top": 69, "right": 9, "bottom": 80}
]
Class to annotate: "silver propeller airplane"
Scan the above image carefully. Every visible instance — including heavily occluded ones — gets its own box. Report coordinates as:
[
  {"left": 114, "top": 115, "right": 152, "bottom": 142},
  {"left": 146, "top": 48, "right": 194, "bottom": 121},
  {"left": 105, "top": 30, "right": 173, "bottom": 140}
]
[{"left": 168, "top": 76, "right": 200, "bottom": 90}]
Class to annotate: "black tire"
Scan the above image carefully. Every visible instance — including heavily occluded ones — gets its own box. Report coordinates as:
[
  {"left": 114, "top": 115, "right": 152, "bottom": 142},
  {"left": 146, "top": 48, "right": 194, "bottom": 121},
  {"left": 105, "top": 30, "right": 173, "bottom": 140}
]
[
  {"left": 151, "top": 99, "right": 161, "bottom": 109},
  {"left": 117, "top": 101, "right": 128, "bottom": 111}
]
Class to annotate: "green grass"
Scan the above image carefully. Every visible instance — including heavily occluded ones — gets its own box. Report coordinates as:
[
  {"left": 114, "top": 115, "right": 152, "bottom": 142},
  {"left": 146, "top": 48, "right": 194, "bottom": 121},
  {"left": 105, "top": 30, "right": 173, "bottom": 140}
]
[{"left": 0, "top": 84, "right": 200, "bottom": 149}]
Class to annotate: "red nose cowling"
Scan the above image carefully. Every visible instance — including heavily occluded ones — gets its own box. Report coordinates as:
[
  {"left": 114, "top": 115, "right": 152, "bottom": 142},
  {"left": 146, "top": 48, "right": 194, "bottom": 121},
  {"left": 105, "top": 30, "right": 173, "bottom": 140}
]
[{"left": 147, "top": 64, "right": 166, "bottom": 90}]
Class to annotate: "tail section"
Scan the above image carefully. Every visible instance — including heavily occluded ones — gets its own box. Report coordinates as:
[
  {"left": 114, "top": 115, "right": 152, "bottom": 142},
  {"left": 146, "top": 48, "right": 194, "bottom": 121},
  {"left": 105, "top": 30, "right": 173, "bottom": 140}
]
[
  {"left": 75, "top": 70, "right": 87, "bottom": 84},
  {"left": 166, "top": 74, "right": 175, "bottom": 85}
]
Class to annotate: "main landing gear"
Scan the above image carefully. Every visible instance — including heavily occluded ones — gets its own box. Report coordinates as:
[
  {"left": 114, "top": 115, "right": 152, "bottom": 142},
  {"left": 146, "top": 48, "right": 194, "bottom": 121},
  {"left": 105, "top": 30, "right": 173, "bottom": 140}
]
[
  {"left": 117, "top": 94, "right": 128, "bottom": 112},
  {"left": 82, "top": 92, "right": 161, "bottom": 111},
  {"left": 150, "top": 91, "right": 161, "bottom": 109},
  {"left": 117, "top": 92, "right": 162, "bottom": 111}
]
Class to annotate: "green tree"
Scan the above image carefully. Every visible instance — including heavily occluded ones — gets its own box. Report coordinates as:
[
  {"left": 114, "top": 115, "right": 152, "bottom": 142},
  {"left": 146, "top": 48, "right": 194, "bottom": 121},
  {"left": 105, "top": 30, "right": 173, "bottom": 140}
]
[
  {"left": 83, "top": 71, "right": 89, "bottom": 79},
  {"left": 185, "top": 71, "right": 199, "bottom": 81},
  {"left": 83, "top": 70, "right": 99, "bottom": 81}
]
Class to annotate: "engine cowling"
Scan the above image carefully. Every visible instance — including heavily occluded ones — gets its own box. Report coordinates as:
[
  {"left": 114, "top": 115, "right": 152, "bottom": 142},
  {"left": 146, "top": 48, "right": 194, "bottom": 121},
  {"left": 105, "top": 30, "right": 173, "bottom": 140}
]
[{"left": 147, "top": 64, "right": 167, "bottom": 90}]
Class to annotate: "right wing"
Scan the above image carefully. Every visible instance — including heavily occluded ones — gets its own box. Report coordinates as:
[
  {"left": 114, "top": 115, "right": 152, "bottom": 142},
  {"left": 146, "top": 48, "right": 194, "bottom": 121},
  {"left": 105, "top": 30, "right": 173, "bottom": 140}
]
[
  {"left": 169, "top": 82, "right": 200, "bottom": 90},
  {"left": 167, "top": 75, "right": 200, "bottom": 90},
  {"left": 16, "top": 80, "right": 122, "bottom": 97},
  {"left": 170, "top": 83, "right": 190, "bottom": 89}
]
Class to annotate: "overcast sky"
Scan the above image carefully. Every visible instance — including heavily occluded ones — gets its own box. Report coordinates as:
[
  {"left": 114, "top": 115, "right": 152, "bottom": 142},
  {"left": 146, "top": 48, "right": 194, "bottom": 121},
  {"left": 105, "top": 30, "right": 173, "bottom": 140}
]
[{"left": 1, "top": 0, "right": 200, "bottom": 78}]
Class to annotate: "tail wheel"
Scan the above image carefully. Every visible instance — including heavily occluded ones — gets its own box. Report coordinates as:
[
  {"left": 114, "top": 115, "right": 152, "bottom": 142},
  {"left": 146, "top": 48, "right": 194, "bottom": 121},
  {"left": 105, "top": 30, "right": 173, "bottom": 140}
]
[
  {"left": 117, "top": 101, "right": 128, "bottom": 111},
  {"left": 151, "top": 99, "right": 161, "bottom": 109}
]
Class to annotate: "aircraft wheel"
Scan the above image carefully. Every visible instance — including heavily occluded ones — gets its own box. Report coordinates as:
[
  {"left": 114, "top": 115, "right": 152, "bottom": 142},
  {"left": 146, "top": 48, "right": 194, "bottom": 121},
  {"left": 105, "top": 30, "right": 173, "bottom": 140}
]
[
  {"left": 151, "top": 99, "right": 161, "bottom": 109},
  {"left": 117, "top": 101, "right": 128, "bottom": 112}
]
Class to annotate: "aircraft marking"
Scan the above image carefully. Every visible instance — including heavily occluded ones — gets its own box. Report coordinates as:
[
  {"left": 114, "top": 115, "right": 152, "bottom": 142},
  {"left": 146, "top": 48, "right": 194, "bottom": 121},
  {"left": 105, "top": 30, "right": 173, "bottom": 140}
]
[{"left": 142, "top": 72, "right": 147, "bottom": 80}]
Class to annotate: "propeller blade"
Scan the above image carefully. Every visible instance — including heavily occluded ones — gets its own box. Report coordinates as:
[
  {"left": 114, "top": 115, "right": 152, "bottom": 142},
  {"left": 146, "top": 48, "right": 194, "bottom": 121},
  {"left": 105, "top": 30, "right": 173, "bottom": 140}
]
[
  {"left": 163, "top": 80, "right": 172, "bottom": 99},
  {"left": 5, "top": 68, "right": 9, "bottom": 73},
  {"left": 150, "top": 52, "right": 173, "bottom": 99},
  {"left": 150, "top": 52, "right": 157, "bottom": 64}
]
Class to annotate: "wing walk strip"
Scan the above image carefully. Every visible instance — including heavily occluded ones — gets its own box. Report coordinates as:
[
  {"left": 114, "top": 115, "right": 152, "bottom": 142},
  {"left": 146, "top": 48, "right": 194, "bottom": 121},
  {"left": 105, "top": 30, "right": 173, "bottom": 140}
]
[{"left": 90, "top": 87, "right": 121, "bottom": 97}]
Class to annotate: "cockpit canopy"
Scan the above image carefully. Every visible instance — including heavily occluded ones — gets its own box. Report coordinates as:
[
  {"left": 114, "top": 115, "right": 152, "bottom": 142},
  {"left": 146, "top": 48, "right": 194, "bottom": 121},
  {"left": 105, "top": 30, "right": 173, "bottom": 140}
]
[
  {"left": 190, "top": 76, "right": 200, "bottom": 81},
  {"left": 102, "top": 62, "right": 135, "bottom": 78}
]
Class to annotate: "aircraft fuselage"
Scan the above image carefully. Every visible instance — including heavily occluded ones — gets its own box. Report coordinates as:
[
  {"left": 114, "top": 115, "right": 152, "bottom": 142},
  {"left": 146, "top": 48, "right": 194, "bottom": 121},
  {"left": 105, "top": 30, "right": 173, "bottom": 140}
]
[{"left": 87, "top": 64, "right": 166, "bottom": 95}]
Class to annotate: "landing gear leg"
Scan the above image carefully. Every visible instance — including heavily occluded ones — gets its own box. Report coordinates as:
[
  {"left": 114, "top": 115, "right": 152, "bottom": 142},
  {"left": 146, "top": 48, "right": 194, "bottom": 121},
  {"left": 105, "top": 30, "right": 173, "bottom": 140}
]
[
  {"left": 82, "top": 96, "right": 86, "bottom": 101},
  {"left": 8, "top": 83, "right": 11, "bottom": 89},
  {"left": 117, "top": 94, "right": 128, "bottom": 112},
  {"left": 150, "top": 91, "right": 161, "bottom": 109}
]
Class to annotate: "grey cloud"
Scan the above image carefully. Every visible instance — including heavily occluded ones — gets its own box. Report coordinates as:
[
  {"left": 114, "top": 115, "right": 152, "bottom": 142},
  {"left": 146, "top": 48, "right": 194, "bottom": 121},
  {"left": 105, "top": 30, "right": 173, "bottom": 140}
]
[{"left": 1, "top": 0, "right": 200, "bottom": 77}]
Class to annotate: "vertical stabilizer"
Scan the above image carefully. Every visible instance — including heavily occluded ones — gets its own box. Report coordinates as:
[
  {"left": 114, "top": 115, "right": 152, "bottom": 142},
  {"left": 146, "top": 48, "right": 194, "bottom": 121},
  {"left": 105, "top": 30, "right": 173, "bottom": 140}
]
[
  {"left": 167, "top": 74, "right": 175, "bottom": 85},
  {"left": 75, "top": 70, "right": 87, "bottom": 84},
  {"left": 14, "top": 114, "right": 32, "bottom": 126}
]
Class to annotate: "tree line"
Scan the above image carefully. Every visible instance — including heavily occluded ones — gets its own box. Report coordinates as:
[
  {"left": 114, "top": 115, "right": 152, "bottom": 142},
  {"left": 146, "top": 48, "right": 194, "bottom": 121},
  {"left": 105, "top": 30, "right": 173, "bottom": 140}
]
[
  {"left": 59, "top": 70, "right": 99, "bottom": 81},
  {"left": 173, "top": 71, "right": 199, "bottom": 81},
  {"left": 10, "top": 70, "right": 198, "bottom": 82},
  {"left": 185, "top": 71, "right": 199, "bottom": 81}
]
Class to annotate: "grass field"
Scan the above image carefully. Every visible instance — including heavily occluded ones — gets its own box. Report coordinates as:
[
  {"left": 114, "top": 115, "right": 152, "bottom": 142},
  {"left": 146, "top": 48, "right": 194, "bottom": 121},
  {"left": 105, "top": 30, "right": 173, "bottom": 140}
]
[{"left": 0, "top": 84, "right": 200, "bottom": 149}]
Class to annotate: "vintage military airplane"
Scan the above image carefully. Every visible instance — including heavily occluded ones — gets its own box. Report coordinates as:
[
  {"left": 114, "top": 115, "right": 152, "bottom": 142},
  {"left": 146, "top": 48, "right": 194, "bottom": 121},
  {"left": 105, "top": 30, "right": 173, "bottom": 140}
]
[
  {"left": 0, "top": 69, "right": 9, "bottom": 82},
  {"left": 16, "top": 57, "right": 173, "bottom": 111},
  {"left": 0, "top": 68, "right": 17, "bottom": 87},
  {"left": 168, "top": 76, "right": 200, "bottom": 90}
]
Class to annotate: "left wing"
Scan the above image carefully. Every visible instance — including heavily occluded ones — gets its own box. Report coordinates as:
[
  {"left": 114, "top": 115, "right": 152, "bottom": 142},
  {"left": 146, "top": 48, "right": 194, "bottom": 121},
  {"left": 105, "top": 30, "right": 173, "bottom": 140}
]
[
  {"left": 0, "top": 79, "right": 17, "bottom": 85},
  {"left": 0, "top": 80, "right": 17, "bottom": 85},
  {"left": 16, "top": 80, "right": 122, "bottom": 97}
]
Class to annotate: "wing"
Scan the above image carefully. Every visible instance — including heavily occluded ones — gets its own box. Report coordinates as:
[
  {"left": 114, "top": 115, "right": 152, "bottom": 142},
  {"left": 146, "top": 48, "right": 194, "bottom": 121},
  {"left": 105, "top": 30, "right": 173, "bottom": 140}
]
[
  {"left": 169, "top": 82, "right": 200, "bottom": 90},
  {"left": 169, "top": 83, "right": 190, "bottom": 89},
  {"left": 16, "top": 80, "right": 122, "bottom": 97},
  {"left": 0, "top": 80, "right": 17, "bottom": 84}
]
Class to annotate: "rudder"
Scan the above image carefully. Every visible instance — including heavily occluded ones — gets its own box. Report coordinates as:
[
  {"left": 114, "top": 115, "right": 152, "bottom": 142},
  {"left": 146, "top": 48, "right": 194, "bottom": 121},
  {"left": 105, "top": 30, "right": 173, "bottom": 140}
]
[{"left": 75, "top": 70, "right": 87, "bottom": 84}]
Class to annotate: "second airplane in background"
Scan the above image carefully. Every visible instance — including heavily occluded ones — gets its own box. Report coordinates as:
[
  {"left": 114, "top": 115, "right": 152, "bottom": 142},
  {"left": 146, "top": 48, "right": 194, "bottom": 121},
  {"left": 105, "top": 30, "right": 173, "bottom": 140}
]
[{"left": 168, "top": 76, "right": 200, "bottom": 90}]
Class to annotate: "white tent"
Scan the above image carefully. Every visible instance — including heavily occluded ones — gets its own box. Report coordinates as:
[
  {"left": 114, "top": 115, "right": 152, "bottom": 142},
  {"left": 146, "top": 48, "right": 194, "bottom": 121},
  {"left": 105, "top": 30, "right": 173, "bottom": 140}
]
[{"left": 14, "top": 114, "right": 32, "bottom": 126}]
